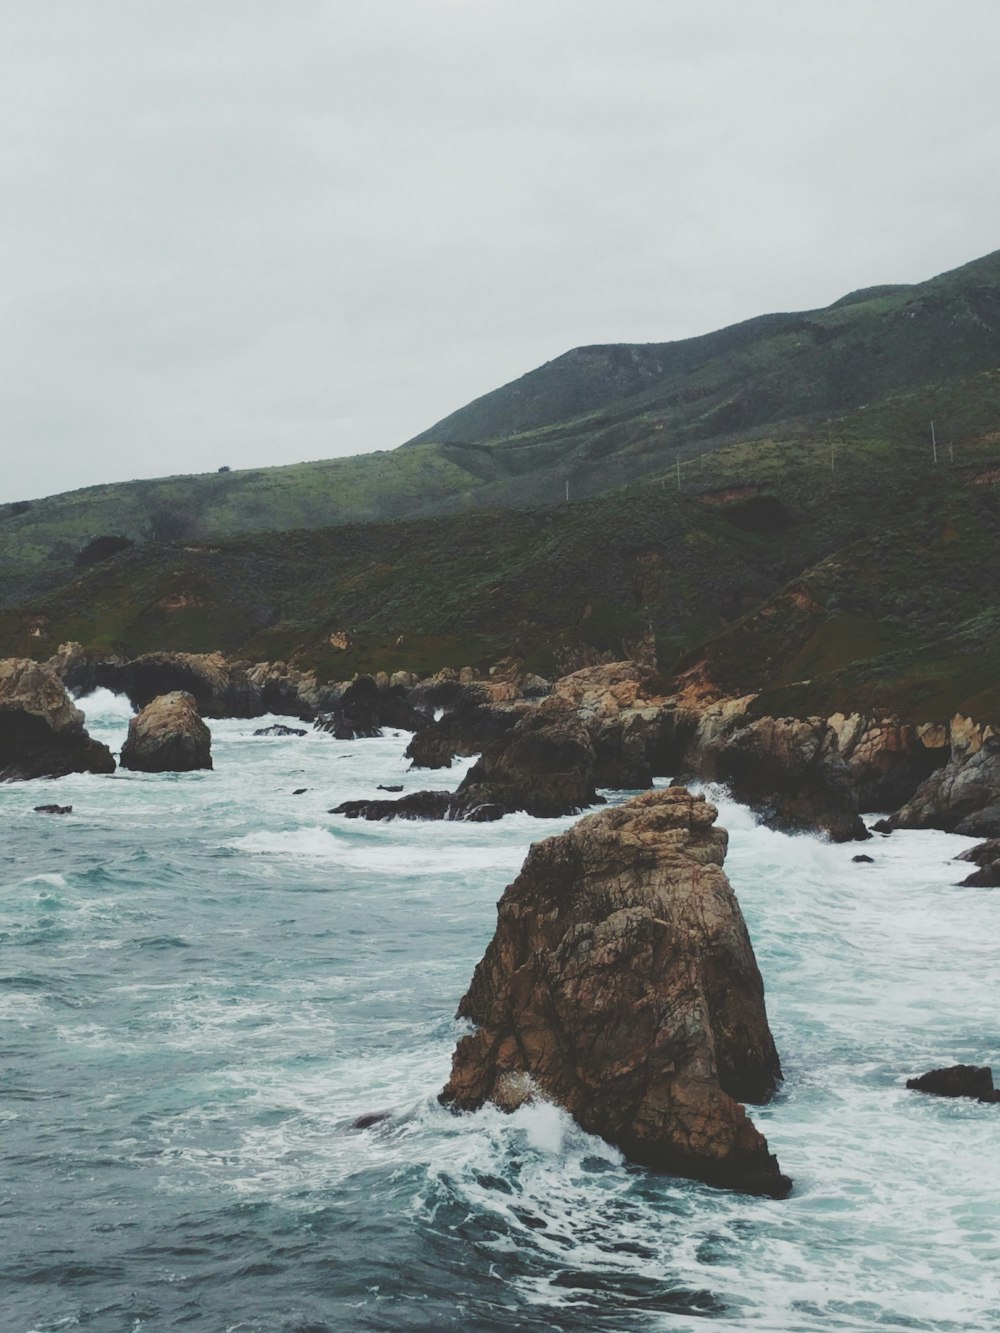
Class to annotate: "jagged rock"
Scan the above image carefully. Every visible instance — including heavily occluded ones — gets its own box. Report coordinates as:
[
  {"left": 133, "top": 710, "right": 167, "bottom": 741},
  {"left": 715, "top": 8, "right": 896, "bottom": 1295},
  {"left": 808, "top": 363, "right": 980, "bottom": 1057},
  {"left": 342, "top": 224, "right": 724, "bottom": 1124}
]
[
  {"left": 852, "top": 854, "right": 874, "bottom": 863},
  {"left": 315, "top": 675, "right": 425, "bottom": 740},
  {"left": 120, "top": 692, "right": 213, "bottom": 773},
  {"left": 405, "top": 692, "right": 524, "bottom": 769},
  {"left": 892, "top": 736, "right": 1000, "bottom": 838},
  {"left": 827, "top": 713, "right": 947, "bottom": 812},
  {"left": 441, "top": 788, "right": 789, "bottom": 1197},
  {"left": 377, "top": 783, "right": 403, "bottom": 792},
  {"left": 456, "top": 702, "right": 599, "bottom": 817},
  {"left": 0, "top": 658, "right": 116, "bottom": 781},
  {"left": 955, "top": 839, "right": 1000, "bottom": 886},
  {"left": 693, "top": 715, "right": 869, "bottom": 842},
  {"left": 253, "top": 723, "right": 307, "bottom": 737},
  {"left": 338, "top": 704, "right": 600, "bottom": 821},
  {"left": 34, "top": 803, "right": 72, "bottom": 814},
  {"left": 906, "top": 1065, "right": 995, "bottom": 1100},
  {"left": 331, "top": 790, "right": 503, "bottom": 822}
]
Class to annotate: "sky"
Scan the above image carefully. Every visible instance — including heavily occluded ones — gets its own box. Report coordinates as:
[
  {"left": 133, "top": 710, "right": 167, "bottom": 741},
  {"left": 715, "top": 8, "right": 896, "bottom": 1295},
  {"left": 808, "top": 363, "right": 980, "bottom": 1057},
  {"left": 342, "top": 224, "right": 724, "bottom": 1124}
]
[{"left": 2, "top": 1, "right": 1000, "bottom": 503}]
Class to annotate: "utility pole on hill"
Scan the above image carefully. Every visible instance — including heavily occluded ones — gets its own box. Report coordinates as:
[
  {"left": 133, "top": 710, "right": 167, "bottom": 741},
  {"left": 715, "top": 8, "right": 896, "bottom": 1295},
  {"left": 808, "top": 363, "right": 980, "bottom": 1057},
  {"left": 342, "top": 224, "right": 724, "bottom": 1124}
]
[
  {"left": 931, "top": 420, "right": 938, "bottom": 464},
  {"left": 565, "top": 479, "right": 570, "bottom": 502},
  {"left": 676, "top": 454, "right": 681, "bottom": 490}
]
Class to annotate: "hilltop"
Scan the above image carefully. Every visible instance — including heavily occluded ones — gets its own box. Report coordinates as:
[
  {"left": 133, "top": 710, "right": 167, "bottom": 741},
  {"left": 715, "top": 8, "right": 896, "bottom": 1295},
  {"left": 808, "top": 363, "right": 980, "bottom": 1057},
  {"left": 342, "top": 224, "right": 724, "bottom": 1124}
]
[
  {"left": 4, "top": 248, "right": 1000, "bottom": 608},
  {"left": 3, "top": 248, "right": 1000, "bottom": 722}
]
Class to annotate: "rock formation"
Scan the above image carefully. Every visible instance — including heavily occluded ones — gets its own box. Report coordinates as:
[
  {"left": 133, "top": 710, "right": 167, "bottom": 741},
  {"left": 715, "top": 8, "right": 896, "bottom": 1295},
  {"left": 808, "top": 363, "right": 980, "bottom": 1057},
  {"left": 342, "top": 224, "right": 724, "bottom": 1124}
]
[
  {"left": 954, "top": 839, "right": 1000, "bottom": 887},
  {"left": 120, "top": 692, "right": 213, "bottom": 773},
  {"left": 687, "top": 714, "right": 870, "bottom": 842},
  {"left": 906, "top": 1065, "right": 999, "bottom": 1102},
  {"left": 440, "top": 788, "right": 790, "bottom": 1197},
  {"left": 0, "top": 658, "right": 115, "bottom": 780},
  {"left": 891, "top": 734, "right": 1000, "bottom": 837}
]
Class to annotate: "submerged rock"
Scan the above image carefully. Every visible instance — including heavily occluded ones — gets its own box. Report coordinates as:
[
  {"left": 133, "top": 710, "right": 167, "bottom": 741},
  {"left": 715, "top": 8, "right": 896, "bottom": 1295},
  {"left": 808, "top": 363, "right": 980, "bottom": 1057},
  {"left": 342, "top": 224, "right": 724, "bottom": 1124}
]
[
  {"left": 120, "top": 692, "right": 213, "bottom": 773},
  {"left": 34, "top": 803, "right": 72, "bottom": 814},
  {"left": 0, "top": 658, "right": 115, "bottom": 781},
  {"left": 440, "top": 788, "right": 790, "bottom": 1197},
  {"left": 254, "top": 723, "right": 306, "bottom": 737},
  {"left": 331, "top": 791, "right": 503, "bottom": 822},
  {"left": 906, "top": 1065, "right": 996, "bottom": 1101},
  {"left": 954, "top": 839, "right": 1000, "bottom": 887}
]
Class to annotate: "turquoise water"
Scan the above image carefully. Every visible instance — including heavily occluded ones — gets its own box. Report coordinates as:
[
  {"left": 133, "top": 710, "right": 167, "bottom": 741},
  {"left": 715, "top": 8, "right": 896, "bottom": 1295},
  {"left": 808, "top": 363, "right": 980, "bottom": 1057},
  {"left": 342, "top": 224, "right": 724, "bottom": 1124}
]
[{"left": 2, "top": 690, "right": 999, "bottom": 1332}]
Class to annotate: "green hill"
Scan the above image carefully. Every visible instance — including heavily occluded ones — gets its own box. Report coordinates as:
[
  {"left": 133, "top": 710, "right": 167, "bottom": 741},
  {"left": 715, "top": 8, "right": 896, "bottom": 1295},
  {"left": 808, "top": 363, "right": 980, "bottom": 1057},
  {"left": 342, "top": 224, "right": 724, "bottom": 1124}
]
[{"left": 4, "top": 248, "right": 1000, "bottom": 611}]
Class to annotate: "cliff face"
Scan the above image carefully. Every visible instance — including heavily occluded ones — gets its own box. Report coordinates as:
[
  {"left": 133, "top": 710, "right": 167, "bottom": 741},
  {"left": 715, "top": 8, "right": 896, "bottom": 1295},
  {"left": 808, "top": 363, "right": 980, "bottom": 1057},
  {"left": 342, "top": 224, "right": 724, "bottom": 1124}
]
[{"left": 441, "top": 787, "right": 790, "bottom": 1197}]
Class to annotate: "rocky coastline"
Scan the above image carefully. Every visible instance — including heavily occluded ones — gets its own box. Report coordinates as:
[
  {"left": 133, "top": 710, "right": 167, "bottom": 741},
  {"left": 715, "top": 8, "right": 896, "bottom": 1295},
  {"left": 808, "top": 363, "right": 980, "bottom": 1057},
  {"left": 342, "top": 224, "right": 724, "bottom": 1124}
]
[{"left": 20, "top": 642, "right": 997, "bottom": 842}]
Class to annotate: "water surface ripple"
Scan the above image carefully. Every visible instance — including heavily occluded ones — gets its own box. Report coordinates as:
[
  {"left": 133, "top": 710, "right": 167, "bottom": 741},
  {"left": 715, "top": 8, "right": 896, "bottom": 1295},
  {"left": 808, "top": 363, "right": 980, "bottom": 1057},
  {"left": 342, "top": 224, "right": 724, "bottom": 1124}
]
[{"left": 2, "top": 690, "right": 998, "bottom": 1331}]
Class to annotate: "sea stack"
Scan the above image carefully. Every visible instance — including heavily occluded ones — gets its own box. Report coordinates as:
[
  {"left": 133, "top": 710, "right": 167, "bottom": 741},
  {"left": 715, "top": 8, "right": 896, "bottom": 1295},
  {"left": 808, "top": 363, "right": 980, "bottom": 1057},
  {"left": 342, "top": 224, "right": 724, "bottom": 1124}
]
[
  {"left": 441, "top": 787, "right": 790, "bottom": 1197},
  {"left": 120, "top": 691, "right": 213, "bottom": 773}
]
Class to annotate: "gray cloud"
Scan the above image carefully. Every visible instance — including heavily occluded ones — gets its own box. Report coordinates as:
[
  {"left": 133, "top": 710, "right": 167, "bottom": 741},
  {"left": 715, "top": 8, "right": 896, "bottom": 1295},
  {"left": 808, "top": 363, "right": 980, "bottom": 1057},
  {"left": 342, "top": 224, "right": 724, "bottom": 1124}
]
[{"left": 2, "top": 0, "right": 999, "bottom": 500}]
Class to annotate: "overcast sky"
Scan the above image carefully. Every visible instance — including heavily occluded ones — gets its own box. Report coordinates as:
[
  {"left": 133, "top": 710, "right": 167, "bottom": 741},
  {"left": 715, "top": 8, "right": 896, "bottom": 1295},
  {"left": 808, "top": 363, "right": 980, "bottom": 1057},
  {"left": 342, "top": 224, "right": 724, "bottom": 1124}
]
[{"left": 2, "top": 1, "right": 999, "bottom": 502}]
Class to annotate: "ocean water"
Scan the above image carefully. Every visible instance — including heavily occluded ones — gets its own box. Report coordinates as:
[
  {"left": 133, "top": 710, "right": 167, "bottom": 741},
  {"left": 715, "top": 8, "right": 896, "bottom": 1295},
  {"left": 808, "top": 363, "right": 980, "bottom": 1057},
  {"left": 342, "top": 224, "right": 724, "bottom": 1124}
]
[{"left": 2, "top": 689, "right": 999, "bottom": 1333}]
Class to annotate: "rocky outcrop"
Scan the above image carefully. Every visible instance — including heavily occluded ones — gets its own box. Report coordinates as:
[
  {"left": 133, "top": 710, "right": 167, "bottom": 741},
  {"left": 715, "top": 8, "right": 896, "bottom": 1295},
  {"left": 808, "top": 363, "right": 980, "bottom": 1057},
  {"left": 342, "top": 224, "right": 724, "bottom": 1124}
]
[
  {"left": 332, "top": 790, "right": 503, "bottom": 822},
  {"left": 454, "top": 703, "right": 598, "bottom": 818},
  {"left": 336, "top": 704, "right": 600, "bottom": 822},
  {"left": 688, "top": 714, "right": 869, "bottom": 842},
  {"left": 553, "top": 661, "right": 688, "bottom": 789},
  {"left": 891, "top": 733, "right": 1000, "bottom": 837},
  {"left": 906, "top": 1065, "right": 999, "bottom": 1102},
  {"left": 0, "top": 658, "right": 116, "bottom": 781},
  {"left": 827, "top": 713, "right": 947, "bottom": 812},
  {"left": 405, "top": 690, "right": 525, "bottom": 769},
  {"left": 440, "top": 788, "right": 790, "bottom": 1197},
  {"left": 315, "top": 674, "right": 427, "bottom": 739},
  {"left": 954, "top": 839, "right": 1000, "bottom": 887},
  {"left": 120, "top": 692, "right": 213, "bottom": 773}
]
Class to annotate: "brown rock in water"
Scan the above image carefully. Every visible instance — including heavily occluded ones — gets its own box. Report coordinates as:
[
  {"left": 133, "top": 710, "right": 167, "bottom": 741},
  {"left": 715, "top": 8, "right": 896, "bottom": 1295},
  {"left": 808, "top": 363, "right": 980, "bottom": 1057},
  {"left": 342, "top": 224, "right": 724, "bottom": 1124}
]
[
  {"left": 120, "top": 692, "right": 213, "bottom": 773},
  {"left": 0, "top": 658, "right": 115, "bottom": 781},
  {"left": 440, "top": 788, "right": 790, "bottom": 1197},
  {"left": 954, "top": 839, "right": 1000, "bottom": 887}
]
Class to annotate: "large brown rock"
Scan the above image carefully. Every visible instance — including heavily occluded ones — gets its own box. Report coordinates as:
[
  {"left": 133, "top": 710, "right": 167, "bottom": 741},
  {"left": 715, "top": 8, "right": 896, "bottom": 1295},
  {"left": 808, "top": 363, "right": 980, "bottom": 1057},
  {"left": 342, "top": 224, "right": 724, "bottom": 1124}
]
[
  {"left": 120, "top": 692, "right": 213, "bottom": 773},
  {"left": 0, "top": 658, "right": 116, "bottom": 780},
  {"left": 441, "top": 788, "right": 790, "bottom": 1197}
]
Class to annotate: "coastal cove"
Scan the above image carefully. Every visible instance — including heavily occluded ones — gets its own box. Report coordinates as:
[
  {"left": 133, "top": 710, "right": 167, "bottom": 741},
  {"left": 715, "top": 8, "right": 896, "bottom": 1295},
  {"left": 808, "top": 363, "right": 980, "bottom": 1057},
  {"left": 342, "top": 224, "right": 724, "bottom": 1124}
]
[{"left": 3, "top": 690, "right": 999, "bottom": 1332}]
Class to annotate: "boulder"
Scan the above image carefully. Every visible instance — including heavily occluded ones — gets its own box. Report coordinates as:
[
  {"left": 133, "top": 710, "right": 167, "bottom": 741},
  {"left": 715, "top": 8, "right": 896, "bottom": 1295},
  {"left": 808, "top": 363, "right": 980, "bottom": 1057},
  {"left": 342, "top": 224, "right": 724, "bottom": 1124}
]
[
  {"left": 906, "top": 1065, "right": 996, "bottom": 1100},
  {"left": 120, "top": 692, "right": 213, "bottom": 773},
  {"left": 0, "top": 658, "right": 115, "bottom": 781},
  {"left": 441, "top": 788, "right": 790, "bottom": 1197},
  {"left": 892, "top": 736, "right": 1000, "bottom": 838}
]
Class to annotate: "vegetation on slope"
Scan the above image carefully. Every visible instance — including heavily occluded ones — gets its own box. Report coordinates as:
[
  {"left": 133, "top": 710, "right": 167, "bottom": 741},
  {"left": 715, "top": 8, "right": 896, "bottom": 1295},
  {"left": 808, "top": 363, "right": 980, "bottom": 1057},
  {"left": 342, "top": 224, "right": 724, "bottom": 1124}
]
[{"left": 4, "top": 248, "right": 1000, "bottom": 611}]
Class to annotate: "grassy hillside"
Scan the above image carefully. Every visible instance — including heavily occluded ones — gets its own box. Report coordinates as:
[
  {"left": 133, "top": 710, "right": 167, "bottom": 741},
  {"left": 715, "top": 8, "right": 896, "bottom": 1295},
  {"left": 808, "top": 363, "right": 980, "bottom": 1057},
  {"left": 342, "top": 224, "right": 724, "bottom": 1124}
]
[
  {"left": 6, "top": 381, "right": 1000, "bottom": 722},
  {"left": 4, "top": 248, "right": 1000, "bottom": 609}
]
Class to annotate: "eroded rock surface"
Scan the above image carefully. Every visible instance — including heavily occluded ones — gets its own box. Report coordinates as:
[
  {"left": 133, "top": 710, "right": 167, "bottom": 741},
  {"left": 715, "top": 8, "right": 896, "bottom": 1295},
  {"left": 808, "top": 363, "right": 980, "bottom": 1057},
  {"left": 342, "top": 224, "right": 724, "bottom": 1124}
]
[
  {"left": 440, "top": 788, "right": 790, "bottom": 1197},
  {"left": 120, "top": 692, "right": 213, "bottom": 773},
  {"left": 0, "top": 658, "right": 115, "bottom": 781},
  {"left": 892, "top": 736, "right": 1000, "bottom": 837}
]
